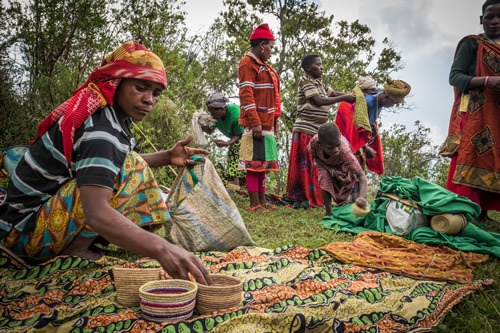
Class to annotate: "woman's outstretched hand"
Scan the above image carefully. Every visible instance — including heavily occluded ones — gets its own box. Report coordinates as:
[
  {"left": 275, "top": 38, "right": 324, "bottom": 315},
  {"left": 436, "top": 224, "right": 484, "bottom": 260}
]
[
  {"left": 486, "top": 76, "right": 500, "bottom": 91},
  {"left": 343, "top": 94, "right": 356, "bottom": 103},
  {"left": 168, "top": 136, "right": 209, "bottom": 167},
  {"left": 214, "top": 139, "right": 231, "bottom": 147},
  {"left": 158, "top": 241, "right": 213, "bottom": 285}
]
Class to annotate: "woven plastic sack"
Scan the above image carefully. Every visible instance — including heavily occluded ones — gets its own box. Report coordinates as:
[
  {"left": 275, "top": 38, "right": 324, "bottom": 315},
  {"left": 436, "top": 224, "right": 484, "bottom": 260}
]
[
  {"left": 165, "top": 158, "right": 253, "bottom": 252},
  {"left": 191, "top": 112, "right": 216, "bottom": 148},
  {"left": 191, "top": 112, "right": 209, "bottom": 147},
  {"left": 386, "top": 200, "right": 427, "bottom": 236}
]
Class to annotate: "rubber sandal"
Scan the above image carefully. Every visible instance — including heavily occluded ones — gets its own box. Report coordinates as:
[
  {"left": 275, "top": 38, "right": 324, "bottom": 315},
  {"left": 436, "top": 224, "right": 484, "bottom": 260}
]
[
  {"left": 262, "top": 202, "right": 278, "bottom": 210},
  {"left": 248, "top": 204, "right": 269, "bottom": 212}
]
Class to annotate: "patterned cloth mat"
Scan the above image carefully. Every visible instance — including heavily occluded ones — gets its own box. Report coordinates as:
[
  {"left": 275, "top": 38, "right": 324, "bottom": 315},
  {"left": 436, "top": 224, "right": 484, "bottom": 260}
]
[
  {"left": 322, "top": 231, "right": 491, "bottom": 284},
  {"left": 0, "top": 245, "right": 493, "bottom": 333}
]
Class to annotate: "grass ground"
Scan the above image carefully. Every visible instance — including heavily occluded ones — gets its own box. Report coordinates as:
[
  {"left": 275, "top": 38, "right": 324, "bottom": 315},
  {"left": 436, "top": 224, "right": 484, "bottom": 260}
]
[{"left": 104, "top": 191, "right": 499, "bottom": 332}]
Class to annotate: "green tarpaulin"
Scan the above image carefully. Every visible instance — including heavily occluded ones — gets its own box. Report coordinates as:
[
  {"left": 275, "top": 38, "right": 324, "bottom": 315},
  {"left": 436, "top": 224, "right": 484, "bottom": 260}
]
[{"left": 322, "top": 176, "right": 500, "bottom": 257}]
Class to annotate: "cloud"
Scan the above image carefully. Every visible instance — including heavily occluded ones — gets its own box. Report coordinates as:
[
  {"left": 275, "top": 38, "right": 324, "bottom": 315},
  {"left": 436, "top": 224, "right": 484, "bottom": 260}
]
[
  {"left": 381, "top": 45, "right": 456, "bottom": 146},
  {"left": 359, "top": 0, "right": 434, "bottom": 53}
]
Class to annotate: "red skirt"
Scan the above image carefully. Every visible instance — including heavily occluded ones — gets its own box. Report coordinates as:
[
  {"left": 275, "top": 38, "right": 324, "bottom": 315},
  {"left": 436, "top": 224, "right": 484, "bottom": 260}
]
[{"left": 286, "top": 131, "right": 323, "bottom": 207}]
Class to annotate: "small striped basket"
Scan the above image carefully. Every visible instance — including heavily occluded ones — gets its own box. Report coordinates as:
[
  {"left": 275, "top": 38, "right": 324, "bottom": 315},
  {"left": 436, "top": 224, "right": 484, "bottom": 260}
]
[
  {"left": 196, "top": 274, "right": 243, "bottom": 314},
  {"left": 139, "top": 279, "right": 198, "bottom": 323}
]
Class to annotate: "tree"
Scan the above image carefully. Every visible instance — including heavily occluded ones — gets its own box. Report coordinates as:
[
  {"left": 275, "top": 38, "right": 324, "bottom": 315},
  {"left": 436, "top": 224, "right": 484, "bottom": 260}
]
[
  {"left": 1, "top": 0, "right": 114, "bottom": 145},
  {"left": 379, "top": 121, "right": 446, "bottom": 185},
  {"left": 0, "top": 0, "right": 423, "bottom": 195},
  {"left": 4, "top": 0, "right": 113, "bottom": 100}
]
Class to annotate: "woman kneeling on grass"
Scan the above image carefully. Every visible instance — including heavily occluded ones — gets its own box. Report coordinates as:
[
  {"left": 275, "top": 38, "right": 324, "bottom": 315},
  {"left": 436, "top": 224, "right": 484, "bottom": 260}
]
[
  {"left": 308, "top": 123, "right": 368, "bottom": 217},
  {"left": 0, "top": 41, "right": 212, "bottom": 285}
]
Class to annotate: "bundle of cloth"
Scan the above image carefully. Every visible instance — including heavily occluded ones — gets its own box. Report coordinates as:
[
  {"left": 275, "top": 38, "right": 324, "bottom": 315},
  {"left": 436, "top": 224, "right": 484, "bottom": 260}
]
[{"left": 323, "top": 176, "right": 500, "bottom": 257}]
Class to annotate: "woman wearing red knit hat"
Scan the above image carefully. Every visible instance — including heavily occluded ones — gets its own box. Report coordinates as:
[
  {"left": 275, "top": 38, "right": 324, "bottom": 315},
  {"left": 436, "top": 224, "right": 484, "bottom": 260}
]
[
  {"left": 238, "top": 23, "right": 281, "bottom": 212},
  {"left": 0, "top": 41, "right": 212, "bottom": 285}
]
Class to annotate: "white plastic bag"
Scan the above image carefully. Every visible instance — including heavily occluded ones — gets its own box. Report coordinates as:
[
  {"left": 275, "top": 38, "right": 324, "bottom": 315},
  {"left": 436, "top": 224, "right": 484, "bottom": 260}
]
[{"left": 386, "top": 200, "right": 427, "bottom": 236}]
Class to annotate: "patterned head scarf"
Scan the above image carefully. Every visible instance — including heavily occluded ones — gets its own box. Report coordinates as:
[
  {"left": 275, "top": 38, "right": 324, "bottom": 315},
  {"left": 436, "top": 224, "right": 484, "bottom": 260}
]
[
  {"left": 206, "top": 92, "right": 229, "bottom": 108},
  {"left": 383, "top": 78, "right": 411, "bottom": 103},
  {"left": 32, "top": 41, "right": 167, "bottom": 164}
]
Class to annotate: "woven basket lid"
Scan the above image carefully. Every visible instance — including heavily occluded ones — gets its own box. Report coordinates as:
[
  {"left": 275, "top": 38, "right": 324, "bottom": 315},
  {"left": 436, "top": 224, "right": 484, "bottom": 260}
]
[{"left": 430, "top": 214, "right": 466, "bottom": 235}]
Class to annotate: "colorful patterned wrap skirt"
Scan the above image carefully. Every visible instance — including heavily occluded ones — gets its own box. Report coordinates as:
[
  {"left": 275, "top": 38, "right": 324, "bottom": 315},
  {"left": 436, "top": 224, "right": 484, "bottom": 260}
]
[
  {"left": 4, "top": 151, "right": 170, "bottom": 261},
  {"left": 226, "top": 141, "right": 245, "bottom": 180},
  {"left": 238, "top": 128, "right": 279, "bottom": 172},
  {"left": 286, "top": 131, "right": 323, "bottom": 207}
]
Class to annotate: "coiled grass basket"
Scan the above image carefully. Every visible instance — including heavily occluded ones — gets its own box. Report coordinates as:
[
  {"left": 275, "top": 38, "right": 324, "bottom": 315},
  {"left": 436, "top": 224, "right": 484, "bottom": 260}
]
[
  {"left": 195, "top": 274, "right": 243, "bottom": 314},
  {"left": 113, "top": 267, "right": 160, "bottom": 307},
  {"left": 139, "top": 279, "right": 198, "bottom": 322}
]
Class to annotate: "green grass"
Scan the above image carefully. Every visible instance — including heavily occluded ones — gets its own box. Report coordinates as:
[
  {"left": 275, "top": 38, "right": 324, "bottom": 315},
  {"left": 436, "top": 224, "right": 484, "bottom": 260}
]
[{"left": 103, "top": 192, "right": 499, "bottom": 332}]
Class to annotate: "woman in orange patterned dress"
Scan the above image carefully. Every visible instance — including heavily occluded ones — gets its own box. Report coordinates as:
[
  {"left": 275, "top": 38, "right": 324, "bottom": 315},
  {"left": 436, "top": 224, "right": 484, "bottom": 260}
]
[{"left": 440, "top": 0, "right": 500, "bottom": 220}]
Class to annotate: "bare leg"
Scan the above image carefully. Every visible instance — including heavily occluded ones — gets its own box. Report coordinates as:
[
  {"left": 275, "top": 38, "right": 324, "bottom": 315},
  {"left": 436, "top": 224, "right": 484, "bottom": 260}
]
[
  {"left": 249, "top": 191, "right": 261, "bottom": 208},
  {"left": 258, "top": 191, "right": 267, "bottom": 205},
  {"left": 60, "top": 235, "right": 103, "bottom": 261},
  {"left": 323, "top": 190, "right": 332, "bottom": 216}
]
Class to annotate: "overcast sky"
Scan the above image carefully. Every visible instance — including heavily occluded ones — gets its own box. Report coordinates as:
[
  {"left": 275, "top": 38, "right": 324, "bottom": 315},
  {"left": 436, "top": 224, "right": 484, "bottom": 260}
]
[{"left": 183, "top": 0, "right": 485, "bottom": 146}]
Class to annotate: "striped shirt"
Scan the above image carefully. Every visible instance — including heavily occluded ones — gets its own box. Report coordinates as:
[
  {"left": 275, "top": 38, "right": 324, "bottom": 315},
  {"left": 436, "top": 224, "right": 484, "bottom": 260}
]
[
  {"left": 293, "top": 76, "right": 334, "bottom": 135},
  {"left": 0, "top": 106, "right": 135, "bottom": 238},
  {"left": 238, "top": 52, "right": 280, "bottom": 130}
]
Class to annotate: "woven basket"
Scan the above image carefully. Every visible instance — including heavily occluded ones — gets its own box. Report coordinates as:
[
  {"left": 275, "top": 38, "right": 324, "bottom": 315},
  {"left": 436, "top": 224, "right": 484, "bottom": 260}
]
[
  {"left": 352, "top": 202, "right": 370, "bottom": 217},
  {"left": 196, "top": 274, "right": 243, "bottom": 314},
  {"left": 431, "top": 213, "right": 467, "bottom": 236},
  {"left": 113, "top": 267, "right": 160, "bottom": 307},
  {"left": 139, "top": 279, "right": 198, "bottom": 323}
]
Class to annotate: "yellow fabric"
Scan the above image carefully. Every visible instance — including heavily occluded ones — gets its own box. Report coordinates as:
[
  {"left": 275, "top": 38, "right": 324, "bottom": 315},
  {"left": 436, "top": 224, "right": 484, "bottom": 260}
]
[
  {"left": 101, "top": 41, "right": 165, "bottom": 72},
  {"left": 459, "top": 93, "right": 470, "bottom": 112},
  {"left": 352, "top": 85, "right": 371, "bottom": 131},
  {"left": 383, "top": 78, "right": 411, "bottom": 103},
  {"left": 322, "top": 231, "right": 489, "bottom": 284},
  {"left": 239, "top": 134, "right": 254, "bottom": 162}
]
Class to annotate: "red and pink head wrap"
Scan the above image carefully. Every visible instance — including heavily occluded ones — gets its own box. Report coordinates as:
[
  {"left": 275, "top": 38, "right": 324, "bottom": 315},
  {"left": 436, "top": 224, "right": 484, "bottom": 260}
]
[{"left": 32, "top": 41, "right": 167, "bottom": 164}]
